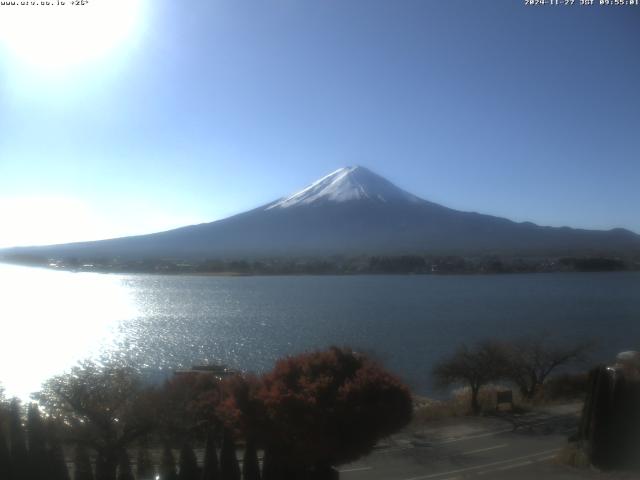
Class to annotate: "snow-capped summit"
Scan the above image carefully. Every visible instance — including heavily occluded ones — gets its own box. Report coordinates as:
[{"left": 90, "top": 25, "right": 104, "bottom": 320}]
[{"left": 266, "top": 166, "right": 421, "bottom": 209}]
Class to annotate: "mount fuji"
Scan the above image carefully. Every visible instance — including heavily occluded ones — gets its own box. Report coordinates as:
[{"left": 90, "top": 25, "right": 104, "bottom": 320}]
[{"left": 3, "top": 166, "right": 640, "bottom": 261}]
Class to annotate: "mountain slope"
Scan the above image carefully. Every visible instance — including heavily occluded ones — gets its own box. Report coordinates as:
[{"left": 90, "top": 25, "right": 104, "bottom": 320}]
[{"left": 3, "top": 166, "right": 640, "bottom": 260}]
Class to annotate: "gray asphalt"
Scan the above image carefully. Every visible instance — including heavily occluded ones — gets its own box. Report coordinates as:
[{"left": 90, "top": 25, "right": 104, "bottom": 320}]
[{"left": 338, "top": 404, "right": 628, "bottom": 479}]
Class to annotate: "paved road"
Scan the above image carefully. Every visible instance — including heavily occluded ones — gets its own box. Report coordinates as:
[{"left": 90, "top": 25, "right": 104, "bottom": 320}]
[{"left": 338, "top": 404, "right": 623, "bottom": 479}]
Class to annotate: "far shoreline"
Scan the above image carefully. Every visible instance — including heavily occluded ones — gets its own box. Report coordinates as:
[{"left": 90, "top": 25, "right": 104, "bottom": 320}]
[{"left": 1, "top": 258, "right": 638, "bottom": 278}]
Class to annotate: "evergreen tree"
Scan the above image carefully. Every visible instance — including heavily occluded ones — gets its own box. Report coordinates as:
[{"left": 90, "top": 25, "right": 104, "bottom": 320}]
[
  {"left": 200, "top": 431, "right": 219, "bottom": 480},
  {"left": 0, "top": 423, "right": 11, "bottom": 480},
  {"left": 95, "top": 452, "right": 117, "bottom": 480},
  {"left": 27, "top": 403, "right": 48, "bottom": 480},
  {"left": 259, "top": 449, "right": 289, "bottom": 480},
  {"left": 215, "top": 376, "right": 264, "bottom": 480},
  {"left": 73, "top": 445, "right": 94, "bottom": 480},
  {"left": 178, "top": 443, "right": 199, "bottom": 480},
  {"left": 116, "top": 450, "right": 134, "bottom": 480},
  {"left": 241, "top": 440, "right": 260, "bottom": 480},
  {"left": 8, "top": 399, "right": 29, "bottom": 480},
  {"left": 259, "top": 450, "right": 273, "bottom": 480},
  {"left": 219, "top": 429, "right": 240, "bottom": 480},
  {"left": 159, "top": 445, "right": 177, "bottom": 480},
  {"left": 46, "top": 424, "right": 70, "bottom": 480},
  {"left": 136, "top": 446, "right": 154, "bottom": 480}
]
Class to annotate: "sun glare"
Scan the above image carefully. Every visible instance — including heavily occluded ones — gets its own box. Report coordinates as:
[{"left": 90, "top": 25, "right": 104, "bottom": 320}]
[
  {"left": 0, "top": 263, "right": 138, "bottom": 400},
  {"left": 0, "top": 195, "right": 209, "bottom": 249},
  {"left": 0, "top": 0, "right": 143, "bottom": 72},
  {"left": 0, "top": 196, "right": 107, "bottom": 248}
]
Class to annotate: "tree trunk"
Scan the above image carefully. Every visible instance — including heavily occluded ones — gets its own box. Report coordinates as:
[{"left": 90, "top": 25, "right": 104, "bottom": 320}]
[
  {"left": 518, "top": 384, "right": 529, "bottom": 399},
  {"left": 471, "top": 386, "right": 481, "bottom": 414},
  {"left": 521, "top": 384, "right": 537, "bottom": 400},
  {"left": 524, "top": 372, "right": 539, "bottom": 400}
]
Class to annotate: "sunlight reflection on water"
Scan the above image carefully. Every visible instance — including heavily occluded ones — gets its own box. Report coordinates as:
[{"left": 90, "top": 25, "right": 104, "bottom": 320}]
[
  {"left": 1, "top": 263, "right": 638, "bottom": 401},
  {"left": 0, "top": 263, "right": 138, "bottom": 399}
]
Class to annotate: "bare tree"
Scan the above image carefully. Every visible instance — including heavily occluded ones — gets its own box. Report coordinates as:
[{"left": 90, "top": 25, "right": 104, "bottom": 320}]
[
  {"left": 504, "top": 335, "right": 592, "bottom": 400},
  {"left": 433, "top": 341, "right": 509, "bottom": 414}
]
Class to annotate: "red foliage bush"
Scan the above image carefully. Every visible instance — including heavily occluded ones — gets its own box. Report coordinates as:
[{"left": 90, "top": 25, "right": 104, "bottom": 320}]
[
  {"left": 162, "top": 348, "right": 412, "bottom": 474},
  {"left": 258, "top": 346, "right": 412, "bottom": 468},
  {"left": 157, "top": 372, "right": 223, "bottom": 437},
  {"left": 217, "top": 373, "right": 266, "bottom": 440}
]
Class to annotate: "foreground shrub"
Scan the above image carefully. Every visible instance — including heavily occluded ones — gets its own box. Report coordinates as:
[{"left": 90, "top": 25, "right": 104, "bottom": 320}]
[
  {"left": 258, "top": 347, "right": 412, "bottom": 474},
  {"left": 155, "top": 372, "right": 223, "bottom": 442},
  {"left": 34, "top": 361, "right": 156, "bottom": 480}
]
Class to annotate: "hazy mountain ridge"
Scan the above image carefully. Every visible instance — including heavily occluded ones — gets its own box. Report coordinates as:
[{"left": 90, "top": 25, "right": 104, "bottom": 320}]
[{"left": 2, "top": 166, "right": 639, "bottom": 262}]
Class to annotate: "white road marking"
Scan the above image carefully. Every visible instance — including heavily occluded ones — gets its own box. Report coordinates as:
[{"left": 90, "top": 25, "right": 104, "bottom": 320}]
[
  {"left": 382, "top": 446, "right": 418, "bottom": 453},
  {"left": 481, "top": 460, "right": 533, "bottom": 473},
  {"left": 339, "top": 466, "right": 373, "bottom": 473},
  {"left": 438, "top": 429, "right": 513, "bottom": 444},
  {"left": 380, "top": 428, "right": 513, "bottom": 454},
  {"left": 400, "top": 448, "right": 561, "bottom": 480},
  {"left": 477, "top": 453, "right": 558, "bottom": 475},
  {"left": 537, "top": 454, "right": 557, "bottom": 461},
  {"left": 460, "top": 443, "right": 508, "bottom": 455}
]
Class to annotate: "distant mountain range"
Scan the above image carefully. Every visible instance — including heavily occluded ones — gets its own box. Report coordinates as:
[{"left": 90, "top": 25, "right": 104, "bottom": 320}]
[{"left": 2, "top": 166, "right": 640, "bottom": 262}]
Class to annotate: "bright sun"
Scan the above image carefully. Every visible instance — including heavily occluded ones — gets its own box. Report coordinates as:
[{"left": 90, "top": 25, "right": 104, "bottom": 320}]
[{"left": 0, "top": 0, "right": 143, "bottom": 72}]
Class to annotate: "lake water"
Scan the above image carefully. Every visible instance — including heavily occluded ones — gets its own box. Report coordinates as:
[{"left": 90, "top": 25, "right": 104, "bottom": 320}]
[{"left": 1, "top": 263, "right": 639, "bottom": 399}]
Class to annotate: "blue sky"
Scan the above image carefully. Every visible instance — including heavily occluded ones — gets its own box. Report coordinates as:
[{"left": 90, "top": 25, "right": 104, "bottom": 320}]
[{"left": 0, "top": 0, "right": 638, "bottom": 247}]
